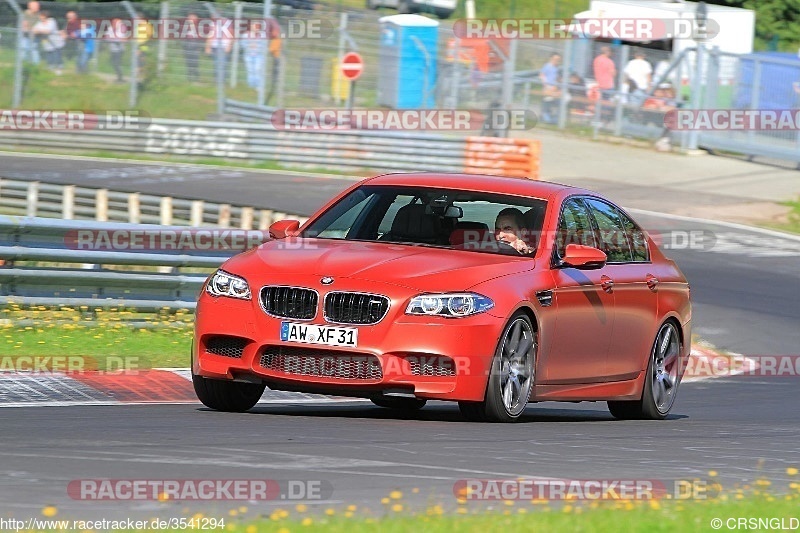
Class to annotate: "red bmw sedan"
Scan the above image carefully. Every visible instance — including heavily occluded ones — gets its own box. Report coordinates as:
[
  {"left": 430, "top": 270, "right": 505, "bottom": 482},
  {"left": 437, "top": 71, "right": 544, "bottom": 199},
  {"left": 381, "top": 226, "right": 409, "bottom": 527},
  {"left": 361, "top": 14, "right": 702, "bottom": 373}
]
[{"left": 193, "top": 173, "right": 691, "bottom": 422}]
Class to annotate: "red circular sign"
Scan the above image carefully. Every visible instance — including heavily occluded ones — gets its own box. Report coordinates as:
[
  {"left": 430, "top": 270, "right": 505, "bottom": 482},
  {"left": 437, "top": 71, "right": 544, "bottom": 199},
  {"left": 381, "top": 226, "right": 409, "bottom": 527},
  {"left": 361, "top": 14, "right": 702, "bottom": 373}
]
[{"left": 340, "top": 52, "right": 364, "bottom": 81}]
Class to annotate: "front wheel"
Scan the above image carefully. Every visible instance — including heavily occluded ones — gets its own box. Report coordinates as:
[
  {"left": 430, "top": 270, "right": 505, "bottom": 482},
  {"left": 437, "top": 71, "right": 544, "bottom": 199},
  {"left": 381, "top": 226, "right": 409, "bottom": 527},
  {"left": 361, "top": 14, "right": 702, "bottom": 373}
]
[
  {"left": 461, "top": 312, "right": 536, "bottom": 422},
  {"left": 193, "top": 374, "right": 266, "bottom": 412},
  {"left": 608, "top": 321, "right": 681, "bottom": 420}
]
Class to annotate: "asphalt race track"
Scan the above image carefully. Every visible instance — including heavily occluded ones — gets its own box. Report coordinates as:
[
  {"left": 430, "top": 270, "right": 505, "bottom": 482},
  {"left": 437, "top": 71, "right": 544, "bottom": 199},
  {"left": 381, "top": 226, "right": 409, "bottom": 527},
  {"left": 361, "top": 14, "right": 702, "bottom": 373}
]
[{"left": 1, "top": 153, "right": 799, "bottom": 521}]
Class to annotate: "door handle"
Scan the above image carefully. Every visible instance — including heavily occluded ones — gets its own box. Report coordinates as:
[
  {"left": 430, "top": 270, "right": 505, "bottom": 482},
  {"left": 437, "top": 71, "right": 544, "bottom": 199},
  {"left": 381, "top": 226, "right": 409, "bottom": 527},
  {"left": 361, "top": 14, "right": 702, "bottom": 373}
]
[
  {"left": 600, "top": 275, "right": 614, "bottom": 293},
  {"left": 646, "top": 274, "right": 659, "bottom": 291}
]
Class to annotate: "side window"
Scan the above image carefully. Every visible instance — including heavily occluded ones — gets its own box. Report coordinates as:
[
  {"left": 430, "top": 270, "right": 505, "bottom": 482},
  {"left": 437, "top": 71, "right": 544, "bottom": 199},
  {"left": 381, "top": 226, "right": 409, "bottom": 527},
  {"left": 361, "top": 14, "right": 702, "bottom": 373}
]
[
  {"left": 556, "top": 198, "right": 598, "bottom": 259},
  {"left": 617, "top": 209, "right": 650, "bottom": 262},
  {"left": 585, "top": 198, "right": 634, "bottom": 263}
]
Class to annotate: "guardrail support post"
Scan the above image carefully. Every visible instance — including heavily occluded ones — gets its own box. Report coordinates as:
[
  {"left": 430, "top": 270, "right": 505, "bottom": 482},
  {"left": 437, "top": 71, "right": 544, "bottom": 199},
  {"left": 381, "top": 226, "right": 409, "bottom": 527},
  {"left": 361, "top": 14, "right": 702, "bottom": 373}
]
[
  {"left": 160, "top": 197, "right": 173, "bottom": 225},
  {"left": 96, "top": 189, "right": 109, "bottom": 221},
  {"left": 218, "top": 204, "right": 231, "bottom": 228},
  {"left": 62, "top": 185, "right": 75, "bottom": 220},
  {"left": 240, "top": 207, "right": 254, "bottom": 230},
  {"left": 26, "top": 182, "right": 39, "bottom": 217},
  {"left": 128, "top": 193, "right": 141, "bottom": 223},
  {"left": 259, "top": 209, "right": 274, "bottom": 230},
  {"left": 191, "top": 201, "right": 204, "bottom": 226}
]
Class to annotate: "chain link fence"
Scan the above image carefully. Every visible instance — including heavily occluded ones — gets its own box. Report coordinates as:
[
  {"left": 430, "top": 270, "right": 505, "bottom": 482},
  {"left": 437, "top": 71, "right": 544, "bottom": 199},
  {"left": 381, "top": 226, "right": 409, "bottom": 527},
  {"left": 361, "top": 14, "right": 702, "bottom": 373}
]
[{"left": 2, "top": 1, "right": 800, "bottom": 163}]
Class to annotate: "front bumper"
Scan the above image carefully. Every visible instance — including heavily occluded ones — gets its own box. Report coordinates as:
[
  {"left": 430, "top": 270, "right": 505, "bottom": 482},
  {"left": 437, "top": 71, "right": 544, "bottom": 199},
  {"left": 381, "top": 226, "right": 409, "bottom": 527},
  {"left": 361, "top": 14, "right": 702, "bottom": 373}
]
[{"left": 193, "top": 285, "right": 503, "bottom": 402}]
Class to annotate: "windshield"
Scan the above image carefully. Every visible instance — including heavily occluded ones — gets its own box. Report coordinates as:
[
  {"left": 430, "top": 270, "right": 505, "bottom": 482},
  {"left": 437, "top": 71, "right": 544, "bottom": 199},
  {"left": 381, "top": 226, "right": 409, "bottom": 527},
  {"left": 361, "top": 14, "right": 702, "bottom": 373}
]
[{"left": 303, "top": 185, "right": 548, "bottom": 256}]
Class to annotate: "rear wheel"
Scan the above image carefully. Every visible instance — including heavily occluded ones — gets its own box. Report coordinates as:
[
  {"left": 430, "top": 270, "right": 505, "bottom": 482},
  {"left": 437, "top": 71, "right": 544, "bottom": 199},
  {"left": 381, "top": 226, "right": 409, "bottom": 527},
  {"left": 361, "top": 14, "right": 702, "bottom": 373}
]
[
  {"left": 371, "top": 396, "right": 427, "bottom": 411},
  {"left": 459, "top": 312, "right": 536, "bottom": 422},
  {"left": 193, "top": 374, "right": 266, "bottom": 413},
  {"left": 608, "top": 321, "right": 681, "bottom": 420}
]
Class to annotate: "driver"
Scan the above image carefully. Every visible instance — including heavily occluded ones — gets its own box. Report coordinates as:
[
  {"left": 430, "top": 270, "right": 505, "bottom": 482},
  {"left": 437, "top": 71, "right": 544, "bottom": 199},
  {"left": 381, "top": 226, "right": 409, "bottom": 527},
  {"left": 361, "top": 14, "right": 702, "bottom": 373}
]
[{"left": 494, "top": 208, "right": 533, "bottom": 254}]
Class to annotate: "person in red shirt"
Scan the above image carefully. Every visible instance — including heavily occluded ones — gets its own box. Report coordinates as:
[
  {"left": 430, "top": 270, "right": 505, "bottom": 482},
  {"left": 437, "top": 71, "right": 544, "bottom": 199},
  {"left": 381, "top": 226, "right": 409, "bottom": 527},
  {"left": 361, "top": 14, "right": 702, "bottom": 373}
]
[{"left": 593, "top": 46, "right": 616, "bottom": 99}]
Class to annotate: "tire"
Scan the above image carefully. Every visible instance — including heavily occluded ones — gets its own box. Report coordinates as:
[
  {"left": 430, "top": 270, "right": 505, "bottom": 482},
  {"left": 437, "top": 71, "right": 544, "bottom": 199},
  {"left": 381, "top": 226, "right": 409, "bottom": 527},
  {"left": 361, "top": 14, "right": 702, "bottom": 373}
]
[
  {"left": 608, "top": 321, "right": 681, "bottom": 420},
  {"left": 460, "top": 312, "right": 537, "bottom": 422},
  {"left": 193, "top": 374, "right": 266, "bottom": 413},
  {"left": 371, "top": 396, "right": 427, "bottom": 411}
]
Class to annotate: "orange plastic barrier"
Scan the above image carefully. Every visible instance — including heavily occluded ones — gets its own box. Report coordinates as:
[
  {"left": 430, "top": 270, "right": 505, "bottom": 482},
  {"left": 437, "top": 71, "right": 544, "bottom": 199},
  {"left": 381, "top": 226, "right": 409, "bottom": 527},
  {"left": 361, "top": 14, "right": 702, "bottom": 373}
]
[{"left": 463, "top": 137, "right": 540, "bottom": 179}]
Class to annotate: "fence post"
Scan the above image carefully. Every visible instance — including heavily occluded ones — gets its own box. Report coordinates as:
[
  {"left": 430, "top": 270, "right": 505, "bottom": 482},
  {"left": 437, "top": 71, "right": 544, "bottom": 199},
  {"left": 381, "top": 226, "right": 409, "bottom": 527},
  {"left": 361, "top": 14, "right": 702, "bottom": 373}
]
[
  {"left": 240, "top": 207, "right": 254, "bottom": 229},
  {"left": 258, "top": 0, "right": 274, "bottom": 106},
  {"left": 160, "top": 196, "right": 173, "bottom": 225},
  {"left": 157, "top": 1, "right": 169, "bottom": 75},
  {"left": 62, "top": 185, "right": 76, "bottom": 220},
  {"left": 96, "top": 189, "right": 109, "bottom": 221},
  {"left": 128, "top": 193, "right": 141, "bottom": 223},
  {"left": 26, "top": 182, "right": 39, "bottom": 217},
  {"left": 218, "top": 204, "right": 231, "bottom": 227},
  {"left": 746, "top": 56, "right": 761, "bottom": 151},
  {"left": 687, "top": 45, "right": 707, "bottom": 151},
  {"left": 12, "top": 6, "right": 24, "bottom": 109},
  {"left": 121, "top": 1, "right": 140, "bottom": 107},
  {"left": 230, "top": 1, "right": 243, "bottom": 88},
  {"left": 557, "top": 37, "right": 572, "bottom": 130},
  {"left": 613, "top": 45, "right": 630, "bottom": 137},
  {"left": 191, "top": 200, "right": 204, "bottom": 226}
]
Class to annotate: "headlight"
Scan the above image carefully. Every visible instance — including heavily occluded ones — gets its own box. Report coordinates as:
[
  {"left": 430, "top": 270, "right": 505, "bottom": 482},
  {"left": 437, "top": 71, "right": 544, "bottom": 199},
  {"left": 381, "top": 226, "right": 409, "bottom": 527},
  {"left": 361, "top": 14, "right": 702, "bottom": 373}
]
[
  {"left": 206, "top": 270, "right": 251, "bottom": 300},
  {"left": 406, "top": 292, "right": 493, "bottom": 318}
]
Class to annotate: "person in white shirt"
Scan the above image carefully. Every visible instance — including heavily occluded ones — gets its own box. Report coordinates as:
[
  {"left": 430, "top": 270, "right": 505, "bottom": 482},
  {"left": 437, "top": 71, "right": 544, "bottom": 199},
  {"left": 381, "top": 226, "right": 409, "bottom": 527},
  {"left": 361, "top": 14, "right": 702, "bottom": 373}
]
[{"left": 623, "top": 50, "right": 652, "bottom": 98}]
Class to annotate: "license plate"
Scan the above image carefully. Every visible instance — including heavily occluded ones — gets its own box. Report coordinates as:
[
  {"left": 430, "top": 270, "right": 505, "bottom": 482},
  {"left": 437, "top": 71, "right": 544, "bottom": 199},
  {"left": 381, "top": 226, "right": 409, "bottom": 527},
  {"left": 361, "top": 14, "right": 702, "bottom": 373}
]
[{"left": 280, "top": 322, "right": 358, "bottom": 347}]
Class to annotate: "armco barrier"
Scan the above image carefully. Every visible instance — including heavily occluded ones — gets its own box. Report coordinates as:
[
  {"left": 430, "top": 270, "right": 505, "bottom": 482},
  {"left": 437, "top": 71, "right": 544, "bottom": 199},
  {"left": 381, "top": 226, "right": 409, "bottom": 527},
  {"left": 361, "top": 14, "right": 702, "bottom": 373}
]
[
  {"left": 0, "top": 216, "right": 241, "bottom": 310},
  {"left": 0, "top": 118, "right": 541, "bottom": 179},
  {"left": 0, "top": 178, "right": 307, "bottom": 227}
]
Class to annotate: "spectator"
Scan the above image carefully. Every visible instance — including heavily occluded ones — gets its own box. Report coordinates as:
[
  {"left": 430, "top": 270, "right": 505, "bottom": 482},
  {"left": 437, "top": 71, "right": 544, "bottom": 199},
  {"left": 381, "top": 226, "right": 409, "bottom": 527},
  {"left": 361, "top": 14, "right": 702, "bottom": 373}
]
[
  {"left": 21, "top": 1, "right": 41, "bottom": 64},
  {"left": 107, "top": 18, "right": 126, "bottom": 83},
  {"left": 182, "top": 13, "right": 203, "bottom": 82},
  {"left": 133, "top": 13, "right": 154, "bottom": 89},
  {"left": 539, "top": 53, "right": 561, "bottom": 124},
  {"left": 33, "top": 11, "right": 64, "bottom": 74},
  {"left": 567, "top": 72, "right": 587, "bottom": 114},
  {"left": 76, "top": 19, "right": 95, "bottom": 73},
  {"left": 265, "top": 18, "right": 283, "bottom": 104},
  {"left": 494, "top": 208, "right": 533, "bottom": 254},
  {"left": 205, "top": 18, "right": 233, "bottom": 84},
  {"left": 242, "top": 20, "right": 267, "bottom": 90},
  {"left": 623, "top": 50, "right": 653, "bottom": 102},
  {"left": 63, "top": 11, "right": 81, "bottom": 62},
  {"left": 592, "top": 46, "right": 616, "bottom": 99}
]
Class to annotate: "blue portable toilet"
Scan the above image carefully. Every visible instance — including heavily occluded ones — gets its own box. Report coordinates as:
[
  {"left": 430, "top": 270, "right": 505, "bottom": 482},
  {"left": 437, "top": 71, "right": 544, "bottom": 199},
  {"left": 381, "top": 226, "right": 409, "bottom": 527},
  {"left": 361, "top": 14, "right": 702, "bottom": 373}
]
[{"left": 378, "top": 14, "right": 439, "bottom": 109}]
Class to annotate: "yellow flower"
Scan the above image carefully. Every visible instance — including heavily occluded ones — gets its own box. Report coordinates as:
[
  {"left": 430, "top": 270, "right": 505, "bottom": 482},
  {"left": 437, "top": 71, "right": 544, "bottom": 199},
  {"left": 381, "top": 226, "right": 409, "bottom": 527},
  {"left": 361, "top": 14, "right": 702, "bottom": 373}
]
[
  {"left": 42, "top": 506, "right": 57, "bottom": 517},
  {"left": 562, "top": 504, "right": 573, "bottom": 513},
  {"left": 325, "top": 508, "right": 335, "bottom": 516},
  {"left": 301, "top": 518, "right": 313, "bottom": 526},
  {"left": 788, "top": 467, "right": 799, "bottom": 476},
  {"left": 389, "top": 490, "right": 403, "bottom": 500},
  {"left": 157, "top": 492, "right": 170, "bottom": 502},
  {"left": 708, "top": 470, "right": 718, "bottom": 477},
  {"left": 246, "top": 526, "right": 258, "bottom": 533},
  {"left": 295, "top": 504, "right": 308, "bottom": 513},
  {"left": 380, "top": 497, "right": 390, "bottom": 505},
  {"left": 391, "top": 504, "right": 403, "bottom": 512}
]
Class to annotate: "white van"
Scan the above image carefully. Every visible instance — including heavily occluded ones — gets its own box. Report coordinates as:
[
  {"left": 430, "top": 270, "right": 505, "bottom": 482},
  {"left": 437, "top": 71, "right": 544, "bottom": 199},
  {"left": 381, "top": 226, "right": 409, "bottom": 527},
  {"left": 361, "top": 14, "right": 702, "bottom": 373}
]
[{"left": 367, "top": 0, "right": 457, "bottom": 19}]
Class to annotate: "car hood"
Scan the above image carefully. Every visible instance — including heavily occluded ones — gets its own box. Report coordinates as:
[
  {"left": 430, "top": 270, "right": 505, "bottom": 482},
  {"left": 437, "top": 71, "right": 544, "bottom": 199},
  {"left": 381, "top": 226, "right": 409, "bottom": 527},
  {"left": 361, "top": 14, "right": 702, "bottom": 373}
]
[{"left": 224, "top": 238, "right": 535, "bottom": 291}]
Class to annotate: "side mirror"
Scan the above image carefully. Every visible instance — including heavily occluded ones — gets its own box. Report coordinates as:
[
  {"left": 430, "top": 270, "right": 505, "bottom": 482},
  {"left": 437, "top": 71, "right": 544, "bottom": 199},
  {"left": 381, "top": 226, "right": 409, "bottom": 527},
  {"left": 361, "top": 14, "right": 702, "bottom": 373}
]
[
  {"left": 269, "top": 219, "right": 300, "bottom": 239},
  {"left": 561, "top": 244, "right": 607, "bottom": 269}
]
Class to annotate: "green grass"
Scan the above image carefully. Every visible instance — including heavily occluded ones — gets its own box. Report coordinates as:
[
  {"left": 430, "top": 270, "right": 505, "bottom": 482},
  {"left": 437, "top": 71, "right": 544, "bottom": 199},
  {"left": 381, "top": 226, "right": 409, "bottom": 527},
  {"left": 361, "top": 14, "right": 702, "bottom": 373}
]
[
  {"left": 1, "top": 307, "right": 192, "bottom": 369},
  {"left": 772, "top": 198, "right": 800, "bottom": 235}
]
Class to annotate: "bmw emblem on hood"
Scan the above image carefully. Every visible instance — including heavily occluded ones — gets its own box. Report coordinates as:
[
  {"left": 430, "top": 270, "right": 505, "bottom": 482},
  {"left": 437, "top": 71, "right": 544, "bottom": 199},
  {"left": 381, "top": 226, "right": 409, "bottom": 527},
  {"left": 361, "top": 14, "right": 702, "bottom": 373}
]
[{"left": 320, "top": 277, "right": 334, "bottom": 285}]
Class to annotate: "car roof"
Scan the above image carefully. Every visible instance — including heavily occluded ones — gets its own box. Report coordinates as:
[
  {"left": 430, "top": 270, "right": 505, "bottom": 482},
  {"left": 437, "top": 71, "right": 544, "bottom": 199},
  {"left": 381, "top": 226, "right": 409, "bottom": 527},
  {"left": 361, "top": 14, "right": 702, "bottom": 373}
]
[{"left": 363, "top": 172, "right": 589, "bottom": 200}]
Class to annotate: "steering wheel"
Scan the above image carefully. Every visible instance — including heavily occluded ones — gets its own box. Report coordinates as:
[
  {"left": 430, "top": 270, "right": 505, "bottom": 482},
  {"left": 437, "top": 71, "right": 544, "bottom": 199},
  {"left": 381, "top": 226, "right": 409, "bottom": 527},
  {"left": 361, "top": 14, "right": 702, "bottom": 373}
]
[{"left": 496, "top": 240, "right": 525, "bottom": 256}]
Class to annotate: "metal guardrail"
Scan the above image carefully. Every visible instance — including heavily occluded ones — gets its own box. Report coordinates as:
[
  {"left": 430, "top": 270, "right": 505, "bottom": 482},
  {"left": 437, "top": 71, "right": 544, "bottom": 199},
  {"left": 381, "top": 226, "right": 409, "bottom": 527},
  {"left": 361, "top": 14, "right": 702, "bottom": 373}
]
[
  {"left": 0, "top": 215, "right": 250, "bottom": 310},
  {"left": 0, "top": 117, "right": 541, "bottom": 178},
  {"left": 0, "top": 178, "right": 306, "bottom": 228}
]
